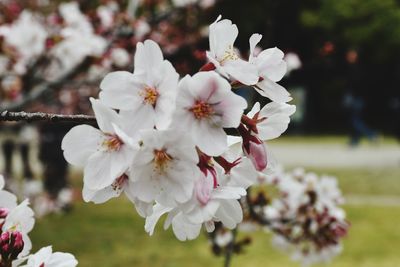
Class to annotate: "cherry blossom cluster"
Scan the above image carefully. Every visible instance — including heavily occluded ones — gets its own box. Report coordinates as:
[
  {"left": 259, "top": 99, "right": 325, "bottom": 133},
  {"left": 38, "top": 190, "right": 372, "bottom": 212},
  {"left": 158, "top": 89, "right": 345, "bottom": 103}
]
[
  {"left": 0, "top": 175, "right": 77, "bottom": 267},
  {"left": 61, "top": 16, "right": 296, "bottom": 241},
  {"left": 264, "top": 168, "right": 349, "bottom": 265},
  {"left": 0, "top": 0, "right": 215, "bottom": 108}
]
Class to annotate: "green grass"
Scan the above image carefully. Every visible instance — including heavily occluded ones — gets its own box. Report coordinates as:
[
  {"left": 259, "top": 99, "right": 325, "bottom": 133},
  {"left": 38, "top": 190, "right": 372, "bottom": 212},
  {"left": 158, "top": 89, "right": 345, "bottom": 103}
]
[
  {"left": 306, "top": 168, "right": 400, "bottom": 196},
  {"left": 270, "top": 135, "right": 398, "bottom": 145},
  {"left": 30, "top": 198, "right": 400, "bottom": 267},
  {"left": 30, "top": 163, "right": 400, "bottom": 266}
]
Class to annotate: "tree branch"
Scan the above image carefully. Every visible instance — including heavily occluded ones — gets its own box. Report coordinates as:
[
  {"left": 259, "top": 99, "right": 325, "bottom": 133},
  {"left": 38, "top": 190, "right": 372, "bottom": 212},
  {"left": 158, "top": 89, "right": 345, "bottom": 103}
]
[{"left": 0, "top": 111, "right": 96, "bottom": 123}]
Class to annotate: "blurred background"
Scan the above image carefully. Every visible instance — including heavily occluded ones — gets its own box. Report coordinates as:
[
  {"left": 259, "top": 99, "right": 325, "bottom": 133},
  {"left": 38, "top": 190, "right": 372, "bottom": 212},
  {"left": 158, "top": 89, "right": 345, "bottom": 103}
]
[{"left": 0, "top": 0, "right": 399, "bottom": 266}]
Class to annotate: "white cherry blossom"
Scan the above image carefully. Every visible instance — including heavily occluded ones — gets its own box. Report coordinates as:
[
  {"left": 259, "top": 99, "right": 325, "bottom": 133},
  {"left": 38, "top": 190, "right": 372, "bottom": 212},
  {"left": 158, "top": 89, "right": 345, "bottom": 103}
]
[
  {"left": 2, "top": 200, "right": 35, "bottom": 257},
  {"left": 145, "top": 167, "right": 246, "bottom": 241},
  {"left": 19, "top": 246, "right": 78, "bottom": 267},
  {"left": 246, "top": 101, "right": 296, "bottom": 140},
  {"left": 129, "top": 129, "right": 200, "bottom": 206},
  {"left": 62, "top": 98, "right": 138, "bottom": 191},
  {"left": 206, "top": 16, "right": 258, "bottom": 85},
  {"left": 0, "top": 11, "right": 47, "bottom": 74},
  {"left": 100, "top": 40, "right": 179, "bottom": 130},
  {"left": 249, "top": 34, "right": 291, "bottom": 103},
  {"left": 171, "top": 71, "right": 247, "bottom": 156}
]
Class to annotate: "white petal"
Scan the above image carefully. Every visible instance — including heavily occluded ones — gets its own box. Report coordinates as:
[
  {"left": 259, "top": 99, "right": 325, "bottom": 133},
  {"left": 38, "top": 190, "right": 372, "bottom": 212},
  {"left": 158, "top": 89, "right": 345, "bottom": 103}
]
[
  {"left": 0, "top": 191, "right": 18, "bottom": 209},
  {"left": 145, "top": 204, "right": 173, "bottom": 235},
  {"left": 83, "top": 152, "right": 115, "bottom": 190},
  {"left": 194, "top": 121, "right": 227, "bottom": 156},
  {"left": 90, "top": 98, "right": 119, "bottom": 133},
  {"left": 134, "top": 40, "right": 164, "bottom": 75},
  {"left": 247, "top": 102, "right": 261, "bottom": 118},
  {"left": 215, "top": 200, "right": 243, "bottom": 229},
  {"left": 99, "top": 71, "right": 143, "bottom": 110},
  {"left": 171, "top": 213, "right": 202, "bottom": 241},
  {"left": 61, "top": 125, "right": 102, "bottom": 167},
  {"left": 249, "top": 33, "right": 262, "bottom": 62},
  {"left": 48, "top": 252, "right": 78, "bottom": 267},
  {"left": 212, "top": 186, "right": 246, "bottom": 199},
  {"left": 258, "top": 102, "right": 296, "bottom": 140},
  {"left": 82, "top": 184, "right": 120, "bottom": 204},
  {"left": 254, "top": 78, "right": 292, "bottom": 103},
  {"left": 224, "top": 59, "right": 259, "bottom": 85}
]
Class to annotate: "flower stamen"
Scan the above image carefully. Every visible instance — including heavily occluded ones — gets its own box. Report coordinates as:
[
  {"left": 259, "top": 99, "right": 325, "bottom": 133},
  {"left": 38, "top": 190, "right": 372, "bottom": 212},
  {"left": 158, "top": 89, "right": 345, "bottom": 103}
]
[
  {"left": 102, "top": 134, "right": 123, "bottom": 151},
  {"left": 153, "top": 149, "right": 173, "bottom": 173},
  {"left": 189, "top": 100, "right": 214, "bottom": 120},
  {"left": 140, "top": 86, "right": 159, "bottom": 107},
  {"left": 219, "top": 45, "right": 238, "bottom": 64}
]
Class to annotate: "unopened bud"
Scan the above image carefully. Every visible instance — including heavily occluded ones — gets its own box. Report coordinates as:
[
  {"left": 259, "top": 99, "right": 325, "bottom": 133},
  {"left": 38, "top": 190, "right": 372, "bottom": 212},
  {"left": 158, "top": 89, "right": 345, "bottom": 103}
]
[
  {"left": 238, "top": 124, "right": 268, "bottom": 171},
  {"left": 10, "top": 231, "right": 24, "bottom": 259},
  {"left": 243, "top": 138, "right": 267, "bottom": 171},
  {"left": 0, "top": 208, "right": 9, "bottom": 218}
]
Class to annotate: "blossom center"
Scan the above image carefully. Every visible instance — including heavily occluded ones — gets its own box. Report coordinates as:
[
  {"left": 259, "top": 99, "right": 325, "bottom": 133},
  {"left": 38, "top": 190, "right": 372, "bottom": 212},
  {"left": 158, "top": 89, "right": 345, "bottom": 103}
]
[
  {"left": 140, "top": 86, "right": 159, "bottom": 107},
  {"left": 219, "top": 45, "right": 238, "bottom": 64},
  {"left": 153, "top": 149, "right": 173, "bottom": 173},
  {"left": 111, "top": 174, "right": 128, "bottom": 193},
  {"left": 102, "top": 134, "right": 123, "bottom": 151},
  {"left": 189, "top": 100, "right": 214, "bottom": 119}
]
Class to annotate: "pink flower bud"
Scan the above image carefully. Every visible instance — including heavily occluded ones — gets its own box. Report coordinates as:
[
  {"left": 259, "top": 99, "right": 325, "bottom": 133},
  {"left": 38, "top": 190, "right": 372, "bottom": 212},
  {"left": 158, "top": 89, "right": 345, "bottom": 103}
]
[
  {"left": 10, "top": 231, "right": 24, "bottom": 259},
  {"left": 238, "top": 124, "right": 268, "bottom": 171},
  {"left": 0, "top": 231, "right": 24, "bottom": 261},
  {"left": 0, "top": 208, "right": 9, "bottom": 218},
  {"left": 243, "top": 137, "right": 267, "bottom": 171}
]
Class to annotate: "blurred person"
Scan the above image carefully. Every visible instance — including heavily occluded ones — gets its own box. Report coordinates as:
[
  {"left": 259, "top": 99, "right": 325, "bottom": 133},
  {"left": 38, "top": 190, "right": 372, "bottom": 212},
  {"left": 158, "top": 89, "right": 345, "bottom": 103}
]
[
  {"left": 0, "top": 75, "right": 37, "bottom": 196},
  {"left": 343, "top": 49, "right": 377, "bottom": 146}
]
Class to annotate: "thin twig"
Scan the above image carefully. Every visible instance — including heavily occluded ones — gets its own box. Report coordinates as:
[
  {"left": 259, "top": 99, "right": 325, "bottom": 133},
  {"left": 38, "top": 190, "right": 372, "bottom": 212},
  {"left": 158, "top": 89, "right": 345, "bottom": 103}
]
[
  {"left": 224, "top": 228, "right": 237, "bottom": 267},
  {"left": 0, "top": 111, "right": 96, "bottom": 123}
]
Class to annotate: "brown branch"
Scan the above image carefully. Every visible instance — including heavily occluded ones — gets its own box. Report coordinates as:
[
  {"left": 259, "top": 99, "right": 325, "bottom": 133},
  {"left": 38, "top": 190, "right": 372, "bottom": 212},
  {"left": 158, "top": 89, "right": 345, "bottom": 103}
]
[{"left": 0, "top": 111, "right": 96, "bottom": 123}]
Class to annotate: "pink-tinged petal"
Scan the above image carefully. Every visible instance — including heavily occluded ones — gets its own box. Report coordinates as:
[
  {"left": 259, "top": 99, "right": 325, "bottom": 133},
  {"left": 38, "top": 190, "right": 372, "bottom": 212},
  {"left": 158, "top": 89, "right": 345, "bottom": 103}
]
[
  {"left": 194, "top": 174, "right": 213, "bottom": 206},
  {"left": 255, "top": 78, "right": 292, "bottom": 103},
  {"left": 134, "top": 40, "right": 164, "bottom": 75},
  {"left": 61, "top": 125, "right": 102, "bottom": 167},
  {"left": 224, "top": 59, "right": 259, "bottom": 85},
  {"left": 244, "top": 139, "right": 268, "bottom": 171},
  {"left": 90, "top": 98, "right": 119, "bottom": 133}
]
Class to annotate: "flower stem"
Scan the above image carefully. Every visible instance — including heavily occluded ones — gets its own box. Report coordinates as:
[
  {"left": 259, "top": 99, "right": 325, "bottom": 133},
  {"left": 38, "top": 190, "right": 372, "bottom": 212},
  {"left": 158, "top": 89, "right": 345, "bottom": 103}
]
[{"left": 223, "top": 228, "right": 237, "bottom": 267}]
